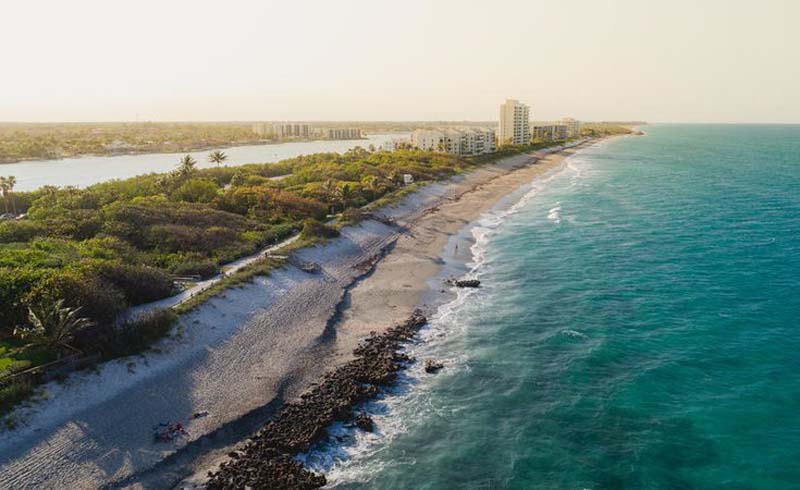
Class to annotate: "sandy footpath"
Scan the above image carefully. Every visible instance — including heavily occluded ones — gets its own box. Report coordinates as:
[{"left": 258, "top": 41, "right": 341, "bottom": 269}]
[{"left": 0, "top": 141, "right": 592, "bottom": 489}]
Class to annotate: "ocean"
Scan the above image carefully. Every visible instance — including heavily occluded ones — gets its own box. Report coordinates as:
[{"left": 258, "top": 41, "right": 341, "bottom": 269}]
[{"left": 302, "top": 125, "right": 800, "bottom": 489}]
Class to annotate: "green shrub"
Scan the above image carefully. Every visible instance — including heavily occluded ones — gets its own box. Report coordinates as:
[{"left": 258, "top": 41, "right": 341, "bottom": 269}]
[
  {"left": 171, "top": 178, "right": 219, "bottom": 203},
  {"left": 0, "top": 379, "right": 33, "bottom": 416},
  {"left": 170, "top": 257, "right": 218, "bottom": 278},
  {"left": 86, "top": 308, "right": 178, "bottom": 358},
  {"left": 0, "top": 221, "right": 48, "bottom": 243},
  {"left": 301, "top": 219, "right": 340, "bottom": 239},
  {"left": 96, "top": 263, "right": 175, "bottom": 305},
  {"left": 26, "top": 270, "right": 128, "bottom": 327}
]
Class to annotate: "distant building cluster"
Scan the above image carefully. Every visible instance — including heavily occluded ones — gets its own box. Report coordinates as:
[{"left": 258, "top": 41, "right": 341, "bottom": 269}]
[
  {"left": 326, "top": 128, "right": 362, "bottom": 140},
  {"left": 251, "top": 122, "right": 311, "bottom": 140},
  {"left": 398, "top": 99, "right": 581, "bottom": 156},
  {"left": 410, "top": 128, "right": 497, "bottom": 156},
  {"left": 252, "top": 99, "right": 582, "bottom": 154},
  {"left": 251, "top": 123, "right": 363, "bottom": 141},
  {"left": 531, "top": 118, "right": 581, "bottom": 143}
]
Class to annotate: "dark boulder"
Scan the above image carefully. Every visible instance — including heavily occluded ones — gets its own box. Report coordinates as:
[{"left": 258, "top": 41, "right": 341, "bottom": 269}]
[
  {"left": 424, "top": 360, "right": 444, "bottom": 374},
  {"left": 445, "top": 278, "right": 481, "bottom": 288},
  {"left": 355, "top": 414, "right": 375, "bottom": 432}
]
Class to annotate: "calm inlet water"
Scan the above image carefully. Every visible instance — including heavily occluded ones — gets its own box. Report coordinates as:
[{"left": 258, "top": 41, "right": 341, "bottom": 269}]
[
  {"left": 4, "top": 133, "right": 404, "bottom": 192},
  {"left": 305, "top": 125, "right": 800, "bottom": 489}
]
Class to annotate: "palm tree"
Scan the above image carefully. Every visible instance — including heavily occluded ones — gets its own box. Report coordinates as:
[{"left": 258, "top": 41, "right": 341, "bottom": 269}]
[
  {"left": 0, "top": 177, "right": 8, "bottom": 214},
  {"left": 361, "top": 175, "right": 383, "bottom": 200},
  {"left": 322, "top": 179, "right": 337, "bottom": 211},
  {"left": 336, "top": 183, "right": 354, "bottom": 212},
  {"left": 175, "top": 154, "right": 197, "bottom": 180},
  {"left": 387, "top": 170, "right": 401, "bottom": 186},
  {"left": 14, "top": 299, "right": 95, "bottom": 355},
  {"left": 208, "top": 150, "right": 227, "bottom": 167},
  {"left": 6, "top": 176, "right": 16, "bottom": 214},
  {"left": 154, "top": 174, "right": 172, "bottom": 191}
]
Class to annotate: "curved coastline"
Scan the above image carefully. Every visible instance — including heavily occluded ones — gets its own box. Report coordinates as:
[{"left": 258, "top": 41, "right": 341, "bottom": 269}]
[
  {"left": 0, "top": 139, "right": 608, "bottom": 489},
  {"left": 181, "top": 138, "right": 610, "bottom": 488},
  {"left": 299, "top": 141, "right": 606, "bottom": 486}
]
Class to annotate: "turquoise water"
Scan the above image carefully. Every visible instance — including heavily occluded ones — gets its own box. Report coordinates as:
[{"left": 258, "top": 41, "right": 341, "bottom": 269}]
[{"left": 308, "top": 125, "right": 800, "bottom": 489}]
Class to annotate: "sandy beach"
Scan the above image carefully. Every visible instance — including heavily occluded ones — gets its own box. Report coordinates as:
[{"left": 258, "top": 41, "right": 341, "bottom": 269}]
[{"left": 0, "top": 141, "right": 593, "bottom": 489}]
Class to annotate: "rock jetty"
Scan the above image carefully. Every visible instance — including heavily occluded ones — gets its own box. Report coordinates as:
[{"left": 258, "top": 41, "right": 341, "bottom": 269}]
[{"left": 206, "top": 310, "right": 428, "bottom": 489}]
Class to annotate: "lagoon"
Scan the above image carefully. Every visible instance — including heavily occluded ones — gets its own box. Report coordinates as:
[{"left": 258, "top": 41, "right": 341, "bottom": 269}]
[{"left": 3, "top": 133, "right": 405, "bottom": 192}]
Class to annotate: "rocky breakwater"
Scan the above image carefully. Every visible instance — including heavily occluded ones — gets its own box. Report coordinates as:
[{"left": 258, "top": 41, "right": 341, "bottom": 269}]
[{"left": 206, "top": 310, "right": 428, "bottom": 489}]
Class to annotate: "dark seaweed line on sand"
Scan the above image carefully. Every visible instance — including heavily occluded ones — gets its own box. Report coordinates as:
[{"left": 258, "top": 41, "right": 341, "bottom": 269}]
[{"left": 206, "top": 310, "right": 428, "bottom": 489}]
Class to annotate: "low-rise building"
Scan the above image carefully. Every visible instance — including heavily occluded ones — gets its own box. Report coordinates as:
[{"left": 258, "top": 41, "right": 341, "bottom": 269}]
[
  {"left": 252, "top": 122, "right": 312, "bottom": 140},
  {"left": 381, "top": 138, "right": 411, "bottom": 151},
  {"left": 410, "top": 128, "right": 496, "bottom": 156},
  {"left": 410, "top": 129, "right": 445, "bottom": 152},
  {"left": 275, "top": 123, "right": 311, "bottom": 139},
  {"left": 531, "top": 122, "right": 569, "bottom": 142},
  {"left": 251, "top": 122, "right": 270, "bottom": 137},
  {"left": 326, "top": 128, "right": 362, "bottom": 140},
  {"left": 561, "top": 118, "right": 581, "bottom": 138}
]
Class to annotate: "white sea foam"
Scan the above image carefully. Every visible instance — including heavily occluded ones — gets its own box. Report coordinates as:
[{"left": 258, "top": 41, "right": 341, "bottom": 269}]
[{"left": 548, "top": 203, "right": 562, "bottom": 224}]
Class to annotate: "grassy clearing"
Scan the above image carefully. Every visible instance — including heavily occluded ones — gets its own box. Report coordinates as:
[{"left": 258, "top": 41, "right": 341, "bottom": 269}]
[{"left": 173, "top": 256, "right": 286, "bottom": 315}]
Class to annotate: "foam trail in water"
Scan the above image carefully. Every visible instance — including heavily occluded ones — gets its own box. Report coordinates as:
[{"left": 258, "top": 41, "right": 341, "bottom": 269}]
[
  {"left": 548, "top": 203, "right": 562, "bottom": 224},
  {"left": 301, "top": 150, "right": 589, "bottom": 487}
]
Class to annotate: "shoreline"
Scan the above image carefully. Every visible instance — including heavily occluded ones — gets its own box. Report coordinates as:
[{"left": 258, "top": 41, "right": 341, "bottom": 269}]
[
  {"left": 178, "top": 139, "right": 603, "bottom": 488},
  {"left": 0, "top": 135, "right": 383, "bottom": 166},
  {"left": 0, "top": 139, "right": 605, "bottom": 489}
]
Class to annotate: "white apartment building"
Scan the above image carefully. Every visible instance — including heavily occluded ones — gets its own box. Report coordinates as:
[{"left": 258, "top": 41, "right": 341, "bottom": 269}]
[
  {"left": 411, "top": 130, "right": 445, "bottom": 152},
  {"left": 562, "top": 118, "right": 581, "bottom": 138},
  {"left": 410, "top": 128, "right": 496, "bottom": 156},
  {"left": 531, "top": 122, "right": 569, "bottom": 142},
  {"left": 274, "top": 123, "right": 311, "bottom": 139},
  {"left": 251, "top": 122, "right": 312, "bottom": 139},
  {"left": 326, "top": 128, "right": 362, "bottom": 140},
  {"left": 251, "top": 122, "right": 270, "bottom": 137},
  {"left": 498, "top": 99, "right": 530, "bottom": 145},
  {"left": 380, "top": 138, "right": 410, "bottom": 151}
]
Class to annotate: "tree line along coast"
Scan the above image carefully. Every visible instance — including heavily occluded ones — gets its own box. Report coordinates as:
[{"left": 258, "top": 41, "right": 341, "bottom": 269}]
[
  {"left": 0, "top": 123, "right": 633, "bottom": 419},
  {"left": 0, "top": 121, "right": 498, "bottom": 164}
]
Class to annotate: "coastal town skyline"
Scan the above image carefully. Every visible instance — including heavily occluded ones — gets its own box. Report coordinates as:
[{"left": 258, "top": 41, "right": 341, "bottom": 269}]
[{"left": 3, "top": 0, "right": 798, "bottom": 123}]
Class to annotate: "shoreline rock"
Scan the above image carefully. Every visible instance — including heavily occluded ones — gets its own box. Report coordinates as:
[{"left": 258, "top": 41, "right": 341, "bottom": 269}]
[
  {"left": 206, "top": 311, "right": 427, "bottom": 489},
  {"left": 424, "top": 360, "right": 444, "bottom": 374},
  {"left": 446, "top": 278, "right": 481, "bottom": 288}
]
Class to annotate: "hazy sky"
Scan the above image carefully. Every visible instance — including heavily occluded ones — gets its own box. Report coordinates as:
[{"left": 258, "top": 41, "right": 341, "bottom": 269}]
[{"left": 2, "top": 0, "right": 798, "bottom": 123}]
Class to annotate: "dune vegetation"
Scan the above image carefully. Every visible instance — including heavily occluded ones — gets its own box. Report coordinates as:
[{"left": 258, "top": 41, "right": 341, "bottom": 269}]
[{"left": 0, "top": 147, "right": 482, "bottom": 357}]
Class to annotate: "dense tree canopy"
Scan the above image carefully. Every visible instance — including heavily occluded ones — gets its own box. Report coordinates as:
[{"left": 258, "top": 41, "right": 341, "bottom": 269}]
[{"left": 0, "top": 148, "right": 468, "bottom": 341}]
